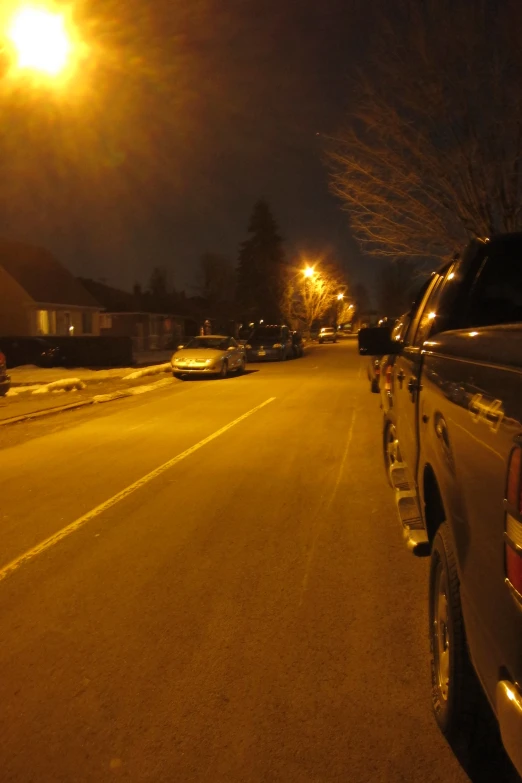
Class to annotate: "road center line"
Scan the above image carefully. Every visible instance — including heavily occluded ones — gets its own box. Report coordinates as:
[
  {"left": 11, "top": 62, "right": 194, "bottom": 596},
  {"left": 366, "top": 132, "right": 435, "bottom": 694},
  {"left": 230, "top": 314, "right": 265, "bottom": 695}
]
[{"left": 0, "top": 397, "right": 276, "bottom": 583}]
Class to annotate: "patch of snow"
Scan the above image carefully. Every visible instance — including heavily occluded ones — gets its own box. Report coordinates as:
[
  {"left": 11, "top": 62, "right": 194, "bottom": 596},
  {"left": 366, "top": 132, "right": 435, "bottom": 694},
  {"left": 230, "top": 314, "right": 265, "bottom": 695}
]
[
  {"left": 6, "top": 385, "right": 43, "bottom": 396},
  {"left": 10, "top": 366, "right": 135, "bottom": 384},
  {"left": 127, "top": 378, "right": 173, "bottom": 394},
  {"left": 32, "top": 378, "right": 86, "bottom": 394},
  {"left": 123, "top": 363, "right": 171, "bottom": 381}
]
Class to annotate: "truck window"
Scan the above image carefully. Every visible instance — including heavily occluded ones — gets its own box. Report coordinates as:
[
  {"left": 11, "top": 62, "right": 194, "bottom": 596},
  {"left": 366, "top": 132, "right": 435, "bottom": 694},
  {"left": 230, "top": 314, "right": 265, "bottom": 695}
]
[
  {"left": 410, "top": 265, "right": 454, "bottom": 347},
  {"left": 466, "top": 246, "right": 522, "bottom": 327}
]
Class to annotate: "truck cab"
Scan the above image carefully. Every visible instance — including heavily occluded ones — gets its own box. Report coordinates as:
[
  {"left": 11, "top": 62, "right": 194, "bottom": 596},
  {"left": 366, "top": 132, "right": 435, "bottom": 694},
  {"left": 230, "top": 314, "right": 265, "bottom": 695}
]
[{"left": 359, "top": 234, "right": 522, "bottom": 775}]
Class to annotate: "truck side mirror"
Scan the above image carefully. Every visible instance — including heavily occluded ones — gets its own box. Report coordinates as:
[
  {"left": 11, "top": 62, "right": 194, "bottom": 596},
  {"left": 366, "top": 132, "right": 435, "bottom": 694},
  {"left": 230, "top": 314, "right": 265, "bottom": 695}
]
[{"left": 358, "top": 326, "right": 399, "bottom": 356}]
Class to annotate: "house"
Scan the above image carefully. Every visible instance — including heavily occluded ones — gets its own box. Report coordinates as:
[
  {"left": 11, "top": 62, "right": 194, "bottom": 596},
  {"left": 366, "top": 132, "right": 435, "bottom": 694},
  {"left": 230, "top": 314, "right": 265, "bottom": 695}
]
[
  {"left": 0, "top": 240, "right": 102, "bottom": 337},
  {"left": 78, "top": 278, "right": 195, "bottom": 352}
]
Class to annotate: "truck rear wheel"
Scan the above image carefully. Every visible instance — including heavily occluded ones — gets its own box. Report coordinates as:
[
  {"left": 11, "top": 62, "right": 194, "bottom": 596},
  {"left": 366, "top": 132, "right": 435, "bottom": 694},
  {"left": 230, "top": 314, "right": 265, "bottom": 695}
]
[{"left": 429, "top": 523, "right": 481, "bottom": 747}]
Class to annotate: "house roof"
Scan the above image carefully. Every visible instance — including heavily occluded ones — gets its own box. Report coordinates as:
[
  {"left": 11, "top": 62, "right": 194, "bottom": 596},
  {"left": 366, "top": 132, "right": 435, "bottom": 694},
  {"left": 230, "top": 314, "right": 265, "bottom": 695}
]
[
  {"left": 0, "top": 240, "right": 101, "bottom": 309},
  {"left": 78, "top": 278, "right": 140, "bottom": 312},
  {"left": 78, "top": 278, "right": 192, "bottom": 320}
]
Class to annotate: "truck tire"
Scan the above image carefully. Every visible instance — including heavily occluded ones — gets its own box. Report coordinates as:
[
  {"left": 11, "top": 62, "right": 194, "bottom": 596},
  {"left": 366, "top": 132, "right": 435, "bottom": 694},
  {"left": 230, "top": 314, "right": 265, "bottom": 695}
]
[{"left": 429, "top": 523, "right": 481, "bottom": 746}]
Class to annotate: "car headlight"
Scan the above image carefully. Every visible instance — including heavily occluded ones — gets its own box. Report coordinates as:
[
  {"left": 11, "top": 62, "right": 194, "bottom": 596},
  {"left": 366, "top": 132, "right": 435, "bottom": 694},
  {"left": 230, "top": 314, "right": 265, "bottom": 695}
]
[{"left": 272, "top": 343, "right": 282, "bottom": 348}]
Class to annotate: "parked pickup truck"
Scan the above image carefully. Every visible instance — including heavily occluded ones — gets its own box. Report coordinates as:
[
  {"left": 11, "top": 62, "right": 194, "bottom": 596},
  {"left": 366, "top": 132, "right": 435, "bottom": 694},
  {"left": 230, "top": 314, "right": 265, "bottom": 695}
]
[{"left": 359, "top": 233, "right": 522, "bottom": 775}]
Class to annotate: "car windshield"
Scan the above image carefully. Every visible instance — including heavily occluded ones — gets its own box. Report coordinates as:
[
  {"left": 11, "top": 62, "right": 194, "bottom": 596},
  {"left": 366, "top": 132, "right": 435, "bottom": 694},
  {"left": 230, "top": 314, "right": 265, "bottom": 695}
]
[
  {"left": 183, "top": 337, "right": 228, "bottom": 350},
  {"left": 250, "top": 328, "right": 282, "bottom": 340}
]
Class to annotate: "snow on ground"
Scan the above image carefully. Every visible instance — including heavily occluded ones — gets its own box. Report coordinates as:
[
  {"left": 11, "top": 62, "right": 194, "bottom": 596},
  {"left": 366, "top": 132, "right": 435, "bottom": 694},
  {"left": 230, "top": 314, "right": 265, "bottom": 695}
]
[
  {"left": 9, "top": 365, "right": 134, "bottom": 385},
  {"left": 32, "top": 378, "right": 86, "bottom": 394},
  {"left": 9, "top": 362, "right": 171, "bottom": 386},
  {"left": 6, "top": 385, "right": 41, "bottom": 396},
  {"left": 92, "top": 378, "right": 173, "bottom": 403},
  {"left": 123, "top": 363, "right": 171, "bottom": 381}
]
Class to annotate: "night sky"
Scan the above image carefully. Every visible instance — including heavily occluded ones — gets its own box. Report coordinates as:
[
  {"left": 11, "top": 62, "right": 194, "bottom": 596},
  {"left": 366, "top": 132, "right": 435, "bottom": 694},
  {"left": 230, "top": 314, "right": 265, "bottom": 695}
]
[{"left": 1, "top": 0, "right": 382, "bottom": 297}]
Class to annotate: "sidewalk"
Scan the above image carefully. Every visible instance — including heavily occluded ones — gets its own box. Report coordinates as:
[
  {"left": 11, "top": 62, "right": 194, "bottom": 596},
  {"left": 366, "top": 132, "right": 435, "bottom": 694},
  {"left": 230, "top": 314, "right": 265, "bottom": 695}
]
[
  {"left": 134, "top": 350, "right": 172, "bottom": 366},
  {"left": 1, "top": 361, "right": 174, "bottom": 426},
  {"left": 9, "top": 359, "right": 172, "bottom": 388}
]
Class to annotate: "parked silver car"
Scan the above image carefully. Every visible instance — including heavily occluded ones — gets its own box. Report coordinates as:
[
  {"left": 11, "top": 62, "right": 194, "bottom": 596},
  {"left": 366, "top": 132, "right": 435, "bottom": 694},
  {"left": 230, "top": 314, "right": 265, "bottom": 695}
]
[{"left": 171, "top": 336, "right": 246, "bottom": 379}]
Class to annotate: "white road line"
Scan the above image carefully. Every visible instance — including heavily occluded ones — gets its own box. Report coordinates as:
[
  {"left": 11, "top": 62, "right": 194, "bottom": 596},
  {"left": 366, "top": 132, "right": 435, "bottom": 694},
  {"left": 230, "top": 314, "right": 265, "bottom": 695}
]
[{"left": 0, "top": 397, "right": 276, "bottom": 583}]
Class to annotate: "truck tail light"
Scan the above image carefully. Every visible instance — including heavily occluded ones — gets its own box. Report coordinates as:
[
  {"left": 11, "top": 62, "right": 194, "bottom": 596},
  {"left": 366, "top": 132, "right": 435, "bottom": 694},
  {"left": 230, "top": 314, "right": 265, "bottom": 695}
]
[{"left": 505, "top": 447, "right": 522, "bottom": 598}]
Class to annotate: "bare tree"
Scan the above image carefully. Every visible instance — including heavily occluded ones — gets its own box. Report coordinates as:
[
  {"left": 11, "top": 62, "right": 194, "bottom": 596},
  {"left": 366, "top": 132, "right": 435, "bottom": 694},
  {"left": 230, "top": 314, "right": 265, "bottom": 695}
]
[
  {"left": 327, "top": 0, "right": 522, "bottom": 265},
  {"left": 377, "top": 260, "right": 426, "bottom": 320},
  {"left": 337, "top": 298, "right": 355, "bottom": 325},
  {"left": 281, "top": 263, "right": 347, "bottom": 333}
]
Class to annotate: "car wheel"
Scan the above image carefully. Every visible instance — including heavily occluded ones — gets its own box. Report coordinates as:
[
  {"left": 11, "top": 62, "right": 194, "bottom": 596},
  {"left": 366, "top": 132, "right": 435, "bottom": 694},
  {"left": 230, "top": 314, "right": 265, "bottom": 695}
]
[
  {"left": 383, "top": 420, "right": 401, "bottom": 485},
  {"left": 173, "top": 372, "right": 184, "bottom": 380},
  {"left": 237, "top": 358, "right": 245, "bottom": 374},
  {"left": 371, "top": 377, "right": 380, "bottom": 393},
  {"left": 429, "top": 523, "right": 481, "bottom": 746},
  {"left": 218, "top": 361, "right": 228, "bottom": 379}
]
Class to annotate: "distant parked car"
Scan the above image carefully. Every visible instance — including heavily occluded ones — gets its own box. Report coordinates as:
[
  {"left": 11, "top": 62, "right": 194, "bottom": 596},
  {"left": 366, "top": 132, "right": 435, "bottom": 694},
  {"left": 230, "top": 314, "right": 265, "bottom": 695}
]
[
  {"left": 366, "top": 315, "right": 409, "bottom": 393},
  {"left": 171, "top": 335, "right": 246, "bottom": 379},
  {"left": 291, "top": 331, "right": 304, "bottom": 358},
  {"left": 0, "top": 351, "right": 10, "bottom": 396},
  {"left": 245, "top": 325, "right": 293, "bottom": 361},
  {"left": 0, "top": 337, "right": 63, "bottom": 368},
  {"left": 318, "top": 327, "right": 337, "bottom": 344}
]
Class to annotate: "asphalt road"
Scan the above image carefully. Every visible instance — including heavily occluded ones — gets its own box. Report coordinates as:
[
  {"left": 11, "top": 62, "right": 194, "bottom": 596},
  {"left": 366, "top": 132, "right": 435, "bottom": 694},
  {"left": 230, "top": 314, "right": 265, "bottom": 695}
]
[{"left": 0, "top": 342, "right": 515, "bottom": 782}]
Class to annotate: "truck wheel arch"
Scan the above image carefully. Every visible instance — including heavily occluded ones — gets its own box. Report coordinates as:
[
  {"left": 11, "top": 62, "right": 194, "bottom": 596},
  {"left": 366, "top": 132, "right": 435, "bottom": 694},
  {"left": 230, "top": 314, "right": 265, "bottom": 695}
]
[{"left": 423, "top": 464, "right": 446, "bottom": 546}]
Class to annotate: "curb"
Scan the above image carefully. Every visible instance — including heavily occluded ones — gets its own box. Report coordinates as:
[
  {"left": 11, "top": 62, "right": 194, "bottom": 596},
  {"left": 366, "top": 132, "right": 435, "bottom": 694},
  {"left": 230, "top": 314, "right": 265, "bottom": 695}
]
[
  {"left": 0, "top": 389, "right": 135, "bottom": 427},
  {"left": 0, "top": 376, "right": 175, "bottom": 427},
  {"left": 0, "top": 399, "right": 95, "bottom": 426}
]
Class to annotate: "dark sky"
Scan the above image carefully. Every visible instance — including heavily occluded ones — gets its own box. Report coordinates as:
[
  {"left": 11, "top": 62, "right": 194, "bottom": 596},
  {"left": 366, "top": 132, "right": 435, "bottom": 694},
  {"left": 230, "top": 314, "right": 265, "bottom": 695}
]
[{"left": 1, "top": 0, "right": 381, "bottom": 297}]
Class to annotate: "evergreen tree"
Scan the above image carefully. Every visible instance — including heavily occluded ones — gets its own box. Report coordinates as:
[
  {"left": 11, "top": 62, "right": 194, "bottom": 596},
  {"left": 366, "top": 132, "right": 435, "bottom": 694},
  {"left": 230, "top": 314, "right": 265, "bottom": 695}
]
[{"left": 236, "top": 200, "right": 285, "bottom": 322}]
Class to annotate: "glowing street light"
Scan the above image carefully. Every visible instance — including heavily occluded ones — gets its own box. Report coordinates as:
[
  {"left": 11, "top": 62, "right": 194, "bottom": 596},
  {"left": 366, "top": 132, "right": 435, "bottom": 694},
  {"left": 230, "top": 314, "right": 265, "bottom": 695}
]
[
  {"left": 6, "top": 5, "right": 74, "bottom": 78},
  {"left": 303, "top": 266, "right": 315, "bottom": 278},
  {"left": 337, "top": 293, "right": 344, "bottom": 300}
]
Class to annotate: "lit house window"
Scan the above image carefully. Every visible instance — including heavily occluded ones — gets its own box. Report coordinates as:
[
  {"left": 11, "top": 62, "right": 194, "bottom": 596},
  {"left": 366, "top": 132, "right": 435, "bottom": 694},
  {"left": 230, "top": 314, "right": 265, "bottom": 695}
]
[{"left": 36, "top": 310, "right": 56, "bottom": 334}]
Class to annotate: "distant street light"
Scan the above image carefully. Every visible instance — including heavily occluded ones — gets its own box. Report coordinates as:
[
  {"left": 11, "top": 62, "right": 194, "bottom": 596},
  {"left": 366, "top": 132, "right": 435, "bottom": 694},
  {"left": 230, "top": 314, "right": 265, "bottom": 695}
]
[
  {"left": 337, "top": 293, "right": 344, "bottom": 300},
  {"left": 303, "top": 266, "right": 315, "bottom": 278},
  {"left": 5, "top": 4, "right": 76, "bottom": 79}
]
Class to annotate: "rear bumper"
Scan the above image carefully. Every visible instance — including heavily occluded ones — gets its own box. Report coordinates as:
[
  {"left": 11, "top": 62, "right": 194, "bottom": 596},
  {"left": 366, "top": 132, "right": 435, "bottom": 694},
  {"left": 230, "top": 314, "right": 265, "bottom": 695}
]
[
  {"left": 496, "top": 680, "right": 522, "bottom": 776},
  {"left": 246, "top": 349, "right": 282, "bottom": 361}
]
